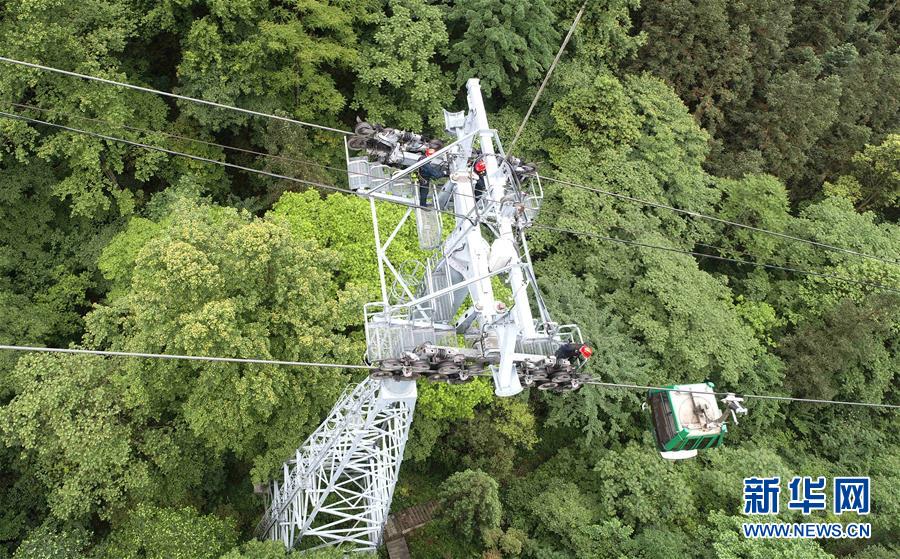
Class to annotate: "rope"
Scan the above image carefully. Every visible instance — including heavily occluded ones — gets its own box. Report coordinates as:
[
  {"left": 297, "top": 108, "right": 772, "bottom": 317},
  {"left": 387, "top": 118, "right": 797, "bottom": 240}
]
[
  {"left": 0, "top": 56, "right": 353, "bottom": 135},
  {"left": 531, "top": 224, "right": 900, "bottom": 294},
  {"left": 0, "top": 345, "right": 371, "bottom": 369},
  {"left": 2, "top": 345, "right": 896, "bottom": 410},
  {"left": 582, "top": 379, "right": 900, "bottom": 410},
  {"left": 6, "top": 102, "right": 498, "bottom": 210},
  {"left": 508, "top": 1, "right": 587, "bottom": 153},
  {"left": 537, "top": 174, "right": 900, "bottom": 267},
  {"left": 0, "top": 109, "right": 476, "bottom": 223}
]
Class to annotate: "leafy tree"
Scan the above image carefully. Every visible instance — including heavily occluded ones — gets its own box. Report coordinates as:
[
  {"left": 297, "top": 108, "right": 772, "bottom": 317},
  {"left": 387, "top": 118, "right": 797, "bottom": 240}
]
[
  {"left": 405, "top": 378, "right": 494, "bottom": 462},
  {"left": 702, "top": 511, "right": 835, "bottom": 559},
  {"left": 11, "top": 522, "right": 91, "bottom": 559},
  {"left": 0, "top": 446, "right": 47, "bottom": 557},
  {"left": 268, "top": 190, "right": 423, "bottom": 296},
  {"left": 439, "top": 469, "right": 502, "bottom": 544},
  {"left": 634, "top": 0, "right": 900, "bottom": 198},
  {"left": 446, "top": 0, "right": 559, "bottom": 97},
  {"left": 712, "top": 174, "right": 792, "bottom": 261},
  {"left": 0, "top": 0, "right": 207, "bottom": 219},
  {"left": 221, "top": 540, "right": 289, "bottom": 559},
  {"left": 84, "top": 198, "right": 365, "bottom": 482},
  {"left": 554, "top": 0, "right": 644, "bottom": 66},
  {"left": 222, "top": 540, "right": 345, "bottom": 558},
  {"left": 823, "top": 134, "right": 900, "bottom": 214},
  {"left": 439, "top": 397, "right": 538, "bottom": 478},
  {"left": 540, "top": 286, "right": 653, "bottom": 449},
  {"left": 174, "top": 0, "right": 365, "bottom": 132},
  {"left": 527, "top": 481, "right": 594, "bottom": 544},
  {"left": 0, "top": 163, "right": 102, "bottom": 355},
  {"left": 778, "top": 294, "right": 899, "bottom": 403},
  {"left": 483, "top": 526, "right": 527, "bottom": 557},
  {"left": 549, "top": 66, "right": 642, "bottom": 153},
  {"left": 750, "top": 62, "right": 842, "bottom": 182},
  {"left": 634, "top": 0, "right": 792, "bottom": 140},
  {"left": 0, "top": 353, "right": 198, "bottom": 521},
  {"left": 590, "top": 444, "right": 696, "bottom": 529},
  {"left": 767, "top": 197, "right": 900, "bottom": 324},
  {"left": 353, "top": 0, "right": 452, "bottom": 131},
  {"left": 94, "top": 505, "right": 237, "bottom": 559}
]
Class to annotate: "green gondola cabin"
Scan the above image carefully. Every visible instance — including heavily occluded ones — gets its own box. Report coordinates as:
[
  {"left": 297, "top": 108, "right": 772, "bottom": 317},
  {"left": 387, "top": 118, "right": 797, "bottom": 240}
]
[{"left": 647, "top": 382, "right": 727, "bottom": 460}]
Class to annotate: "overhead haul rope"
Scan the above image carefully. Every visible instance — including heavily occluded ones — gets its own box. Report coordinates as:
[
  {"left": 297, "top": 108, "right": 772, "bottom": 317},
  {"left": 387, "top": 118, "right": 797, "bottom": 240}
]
[
  {"left": 581, "top": 379, "right": 900, "bottom": 410},
  {"left": 5, "top": 107, "right": 895, "bottom": 296},
  {"left": 8, "top": 101, "right": 341, "bottom": 170},
  {"left": 0, "top": 109, "right": 478, "bottom": 224},
  {"left": 0, "top": 345, "right": 371, "bottom": 369},
  {"left": 5, "top": 56, "right": 895, "bottom": 269},
  {"left": 0, "top": 56, "right": 352, "bottom": 135},
  {"left": 4, "top": 107, "right": 896, "bottom": 299},
  {"left": 2, "top": 345, "right": 898, "bottom": 410},
  {"left": 508, "top": 1, "right": 587, "bottom": 153},
  {"left": 529, "top": 224, "right": 900, "bottom": 294},
  {"left": 536, "top": 174, "right": 900, "bottom": 267},
  {"left": 3, "top": 103, "right": 503, "bottom": 210}
]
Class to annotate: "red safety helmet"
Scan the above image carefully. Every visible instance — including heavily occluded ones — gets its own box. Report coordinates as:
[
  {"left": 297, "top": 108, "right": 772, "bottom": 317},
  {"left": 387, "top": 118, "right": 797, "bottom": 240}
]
[
  {"left": 474, "top": 159, "right": 487, "bottom": 174},
  {"left": 425, "top": 147, "right": 436, "bottom": 156},
  {"left": 579, "top": 344, "right": 593, "bottom": 359}
]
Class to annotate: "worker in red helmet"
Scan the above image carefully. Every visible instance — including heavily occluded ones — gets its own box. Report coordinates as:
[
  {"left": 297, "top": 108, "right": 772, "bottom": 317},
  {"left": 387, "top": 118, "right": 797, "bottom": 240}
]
[
  {"left": 473, "top": 158, "right": 488, "bottom": 201},
  {"left": 554, "top": 342, "right": 593, "bottom": 364}
]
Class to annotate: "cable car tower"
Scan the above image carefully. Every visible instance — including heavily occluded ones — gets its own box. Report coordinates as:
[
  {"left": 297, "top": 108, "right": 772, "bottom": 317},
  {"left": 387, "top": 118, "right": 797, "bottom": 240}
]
[{"left": 256, "top": 78, "right": 591, "bottom": 553}]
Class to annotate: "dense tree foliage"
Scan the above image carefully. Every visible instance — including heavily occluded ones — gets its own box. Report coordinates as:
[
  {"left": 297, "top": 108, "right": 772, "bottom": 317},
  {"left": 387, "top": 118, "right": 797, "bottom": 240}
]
[
  {"left": 633, "top": 0, "right": 900, "bottom": 200},
  {"left": 0, "top": 1, "right": 898, "bottom": 558}
]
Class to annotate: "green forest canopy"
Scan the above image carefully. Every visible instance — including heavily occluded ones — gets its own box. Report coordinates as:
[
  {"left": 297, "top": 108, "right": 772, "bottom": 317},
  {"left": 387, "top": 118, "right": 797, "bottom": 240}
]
[{"left": 0, "top": 0, "right": 898, "bottom": 558}]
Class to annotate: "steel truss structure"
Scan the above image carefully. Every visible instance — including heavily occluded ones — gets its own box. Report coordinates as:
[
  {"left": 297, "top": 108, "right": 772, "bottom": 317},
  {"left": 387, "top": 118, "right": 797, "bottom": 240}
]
[
  {"left": 349, "top": 79, "right": 588, "bottom": 396},
  {"left": 259, "top": 78, "right": 590, "bottom": 553},
  {"left": 257, "top": 379, "right": 416, "bottom": 552}
]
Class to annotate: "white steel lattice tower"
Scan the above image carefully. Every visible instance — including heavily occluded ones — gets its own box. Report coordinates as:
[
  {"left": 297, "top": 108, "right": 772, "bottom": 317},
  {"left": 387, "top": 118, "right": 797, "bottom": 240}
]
[
  {"left": 256, "top": 379, "right": 416, "bottom": 552},
  {"left": 258, "top": 78, "right": 590, "bottom": 553}
]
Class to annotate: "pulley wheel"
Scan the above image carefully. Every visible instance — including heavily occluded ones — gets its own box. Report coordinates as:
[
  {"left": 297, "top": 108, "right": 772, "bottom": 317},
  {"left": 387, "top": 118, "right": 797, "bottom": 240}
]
[
  {"left": 354, "top": 122, "right": 375, "bottom": 136},
  {"left": 409, "top": 361, "right": 431, "bottom": 373},
  {"left": 427, "top": 373, "right": 449, "bottom": 382},
  {"left": 536, "top": 381, "right": 558, "bottom": 391},
  {"left": 347, "top": 136, "right": 368, "bottom": 150},
  {"left": 437, "top": 363, "right": 461, "bottom": 375},
  {"left": 379, "top": 359, "right": 403, "bottom": 371}
]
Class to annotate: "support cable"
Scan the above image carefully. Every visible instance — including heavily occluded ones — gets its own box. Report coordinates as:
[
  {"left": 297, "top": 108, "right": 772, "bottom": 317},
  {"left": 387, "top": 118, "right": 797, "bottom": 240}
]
[
  {"left": 0, "top": 103, "right": 503, "bottom": 215},
  {"left": 1, "top": 345, "right": 897, "bottom": 410},
  {"left": 508, "top": 1, "right": 587, "bottom": 153},
  {"left": 581, "top": 379, "right": 900, "bottom": 410},
  {"left": 5, "top": 54, "right": 894, "bottom": 268},
  {"left": 0, "top": 55, "right": 352, "bottom": 136},
  {"left": 0, "top": 109, "right": 476, "bottom": 223},
  {"left": 0, "top": 345, "right": 371, "bottom": 369},
  {"left": 536, "top": 174, "right": 900, "bottom": 267},
  {"left": 9, "top": 101, "right": 336, "bottom": 169},
  {"left": 6, "top": 107, "right": 894, "bottom": 294},
  {"left": 530, "top": 224, "right": 900, "bottom": 294},
  {"left": 8, "top": 105, "right": 894, "bottom": 295}
]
